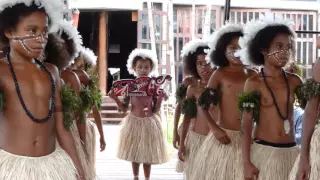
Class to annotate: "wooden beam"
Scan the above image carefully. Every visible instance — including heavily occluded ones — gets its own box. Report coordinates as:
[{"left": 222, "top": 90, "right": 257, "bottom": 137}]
[{"left": 98, "top": 11, "right": 108, "bottom": 95}]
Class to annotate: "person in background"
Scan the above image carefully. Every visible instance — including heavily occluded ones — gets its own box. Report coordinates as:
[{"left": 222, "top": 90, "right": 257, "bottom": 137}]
[{"left": 107, "top": 69, "right": 113, "bottom": 93}]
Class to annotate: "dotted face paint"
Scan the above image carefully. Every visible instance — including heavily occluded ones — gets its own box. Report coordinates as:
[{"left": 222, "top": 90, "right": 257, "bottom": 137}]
[
  {"left": 11, "top": 33, "right": 48, "bottom": 54},
  {"left": 267, "top": 48, "right": 292, "bottom": 65}
]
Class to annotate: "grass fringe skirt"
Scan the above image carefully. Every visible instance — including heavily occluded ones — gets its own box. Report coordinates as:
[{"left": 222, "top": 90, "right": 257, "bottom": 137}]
[
  {"left": 70, "top": 121, "right": 95, "bottom": 180},
  {"left": 85, "top": 120, "right": 96, "bottom": 175},
  {"left": 117, "top": 113, "right": 169, "bottom": 164},
  {"left": 189, "top": 129, "right": 243, "bottom": 180},
  {"left": 0, "top": 147, "right": 77, "bottom": 180},
  {"left": 289, "top": 125, "right": 320, "bottom": 180},
  {"left": 184, "top": 130, "right": 206, "bottom": 179},
  {"left": 251, "top": 142, "right": 299, "bottom": 180}
]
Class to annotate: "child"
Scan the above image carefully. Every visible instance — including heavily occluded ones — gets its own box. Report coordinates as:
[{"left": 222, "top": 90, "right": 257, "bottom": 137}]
[
  {"left": 177, "top": 39, "right": 216, "bottom": 179},
  {"left": 190, "top": 23, "right": 257, "bottom": 180},
  {"left": 238, "top": 14, "right": 302, "bottom": 180},
  {"left": 109, "top": 48, "right": 169, "bottom": 180},
  {"left": 174, "top": 39, "right": 207, "bottom": 173}
]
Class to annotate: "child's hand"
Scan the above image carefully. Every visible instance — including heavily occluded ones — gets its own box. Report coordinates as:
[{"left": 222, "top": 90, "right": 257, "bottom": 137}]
[{"left": 108, "top": 88, "right": 117, "bottom": 100}]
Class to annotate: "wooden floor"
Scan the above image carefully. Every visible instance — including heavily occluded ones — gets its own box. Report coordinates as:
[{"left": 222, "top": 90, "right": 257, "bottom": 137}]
[{"left": 95, "top": 125, "right": 184, "bottom": 180}]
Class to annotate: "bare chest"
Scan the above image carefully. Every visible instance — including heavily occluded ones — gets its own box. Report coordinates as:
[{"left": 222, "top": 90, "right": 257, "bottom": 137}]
[
  {"left": 0, "top": 65, "right": 52, "bottom": 100},
  {"left": 260, "top": 82, "right": 295, "bottom": 108}
]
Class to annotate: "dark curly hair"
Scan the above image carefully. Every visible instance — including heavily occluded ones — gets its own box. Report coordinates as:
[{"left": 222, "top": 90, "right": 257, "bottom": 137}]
[
  {"left": 248, "top": 25, "right": 295, "bottom": 65},
  {"left": 60, "top": 31, "right": 78, "bottom": 59},
  {"left": 0, "top": 3, "right": 49, "bottom": 45},
  {"left": 183, "top": 46, "right": 209, "bottom": 79},
  {"left": 210, "top": 31, "right": 243, "bottom": 67},
  {"left": 45, "top": 33, "right": 72, "bottom": 70}
]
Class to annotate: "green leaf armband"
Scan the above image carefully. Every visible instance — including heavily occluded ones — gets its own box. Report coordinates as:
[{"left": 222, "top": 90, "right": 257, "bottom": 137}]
[
  {"left": 0, "top": 89, "right": 5, "bottom": 110},
  {"left": 198, "top": 88, "right": 220, "bottom": 110},
  {"left": 181, "top": 97, "right": 197, "bottom": 118},
  {"left": 175, "top": 84, "right": 188, "bottom": 103},
  {"left": 61, "top": 85, "right": 82, "bottom": 130},
  {"left": 295, "top": 79, "right": 320, "bottom": 109},
  {"left": 237, "top": 91, "right": 261, "bottom": 123},
  {"left": 295, "top": 84, "right": 307, "bottom": 109},
  {"left": 87, "top": 72, "right": 103, "bottom": 109}
]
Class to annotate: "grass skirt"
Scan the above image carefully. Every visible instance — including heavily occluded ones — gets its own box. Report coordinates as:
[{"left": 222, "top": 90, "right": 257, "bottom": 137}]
[
  {"left": 85, "top": 120, "right": 96, "bottom": 175},
  {"left": 175, "top": 125, "right": 185, "bottom": 173},
  {"left": 117, "top": 113, "right": 169, "bottom": 164},
  {"left": 184, "top": 130, "right": 206, "bottom": 179},
  {"left": 189, "top": 129, "right": 243, "bottom": 180},
  {"left": 70, "top": 121, "right": 95, "bottom": 180},
  {"left": 251, "top": 142, "right": 299, "bottom": 180},
  {"left": 0, "top": 147, "right": 77, "bottom": 180},
  {"left": 289, "top": 126, "right": 320, "bottom": 180}
]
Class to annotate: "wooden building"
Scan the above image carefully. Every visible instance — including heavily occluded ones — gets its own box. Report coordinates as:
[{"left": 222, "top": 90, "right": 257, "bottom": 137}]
[{"left": 68, "top": 0, "right": 320, "bottom": 95}]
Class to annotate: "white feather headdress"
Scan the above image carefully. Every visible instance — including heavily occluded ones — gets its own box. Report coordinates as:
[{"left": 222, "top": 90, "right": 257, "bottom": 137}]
[
  {"left": 0, "top": 0, "right": 65, "bottom": 33},
  {"left": 237, "top": 13, "right": 296, "bottom": 65},
  {"left": 126, "top": 48, "right": 158, "bottom": 76},
  {"left": 81, "top": 47, "right": 97, "bottom": 67},
  {"left": 57, "top": 19, "right": 83, "bottom": 60},
  {"left": 180, "top": 38, "right": 208, "bottom": 58},
  {"left": 205, "top": 23, "right": 243, "bottom": 64}
]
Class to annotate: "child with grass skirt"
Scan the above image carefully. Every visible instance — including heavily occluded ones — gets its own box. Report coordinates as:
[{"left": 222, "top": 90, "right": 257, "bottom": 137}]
[
  {"left": 189, "top": 23, "right": 257, "bottom": 180},
  {"left": 109, "top": 48, "right": 169, "bottom": 180},
  {"left": 238, "top": 14, "right": 303, "bottom": 180},
  {"left": 176, "top": 39, "right": 216, "bottom": 179}
]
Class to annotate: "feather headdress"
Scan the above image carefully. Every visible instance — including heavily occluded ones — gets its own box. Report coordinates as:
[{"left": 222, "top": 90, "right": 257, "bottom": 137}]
[
  {"left": 57, "top": 19, "right": 83, "bottom": 61},
  {"left": 236, "top": 12, "right": 296, "bottom": 65},
  {"left": 180, "top": 38, "right": 209, "bottom": 58},
  {"left": 81, "top": 47, "right": 97, "bottom": 67},
  {"left": 0, "top": 0, "right": 65, "bottom": 33},
  {"left": 126, "top": 48, "right": 158, "bottom": 76},
  {"left": 206, "top": 23, "right": 243, "bottom": 64}
]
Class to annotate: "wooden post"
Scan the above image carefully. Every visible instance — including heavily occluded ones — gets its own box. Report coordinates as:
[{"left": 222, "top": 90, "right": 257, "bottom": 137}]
[{"left": 98, "top": 11, "right": 108, "bottom": 95}]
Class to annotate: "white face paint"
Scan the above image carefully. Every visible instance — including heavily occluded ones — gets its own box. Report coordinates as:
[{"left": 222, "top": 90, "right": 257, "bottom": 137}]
[
  {"left": 267, "top": 48, "right": 291, "bottom": 65},
  {"left": 11, "top": 33, "right": 47, "bottom": 54}
]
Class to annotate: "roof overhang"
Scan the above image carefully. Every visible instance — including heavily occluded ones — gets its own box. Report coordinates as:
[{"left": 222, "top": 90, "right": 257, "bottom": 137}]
[{"left": 68, "top": 0, "right": 143, "bottom": 10}]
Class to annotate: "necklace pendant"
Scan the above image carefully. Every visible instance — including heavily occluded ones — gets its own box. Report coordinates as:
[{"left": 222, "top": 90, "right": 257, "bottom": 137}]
[{"left": 284, "top": 119, "right": 290, "bottom": 135}]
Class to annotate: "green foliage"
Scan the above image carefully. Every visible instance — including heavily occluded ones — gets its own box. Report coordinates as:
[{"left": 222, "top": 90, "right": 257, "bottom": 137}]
[
  {"left": 237, "top": 91, "right": 261, "bottom": 123},
  {"left": 61, "top": 85, "right": 81, "bottom": 129},
  {"left": 175, "top": 84, "right": 188, "bottom": 103},
  {"left": 296, "top": 79, "right": 320, "bottom": 107},
  {"left": 0, "top": 89, "right": 4, "bottom": 110},
  {"left": 181, "top": 97, "right": 197, "bottom": 118},
  {"left": 198, "top": 88, "right": 220, "bottom": 110}
]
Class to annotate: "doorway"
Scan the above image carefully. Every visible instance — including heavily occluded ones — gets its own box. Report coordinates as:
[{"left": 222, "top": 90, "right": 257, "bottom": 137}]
[{"left": 108, "top": 11, "right": 138, "bottom": 80}]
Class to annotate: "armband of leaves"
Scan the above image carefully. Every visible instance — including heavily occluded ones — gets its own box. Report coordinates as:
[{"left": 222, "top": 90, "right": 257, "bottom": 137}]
[
  {"left": 198, "top": 88, "right": 220, "bottom": 110},
  {"left": 118, "top": 96, "right": 130, "bottom": 113},
  {"left": 79, "top": 86, "right": 92, "bottom": 122},
  {"left": 88, "top": 72, "right": 103, "bottom": 109},
  {"left": 0, "top": 89, "right": 4, "bottom": 110},
  {"left": 296, "top": 79, "right": 320, "bottom": 109},
  {"left": 295, "top": 84, "right": 308, "bottom": 109},
  {"left": 181, "top": 97, "right": 197, "bottom": 118},
  {"left": 175, "top": 84, "right": 188, "bottom": 103},
  {"left": 237, "top": 91, "right": 261, "bottom": 123},
  {"left": 61, "top": 85, "right": 82, "bottom": 129}
]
